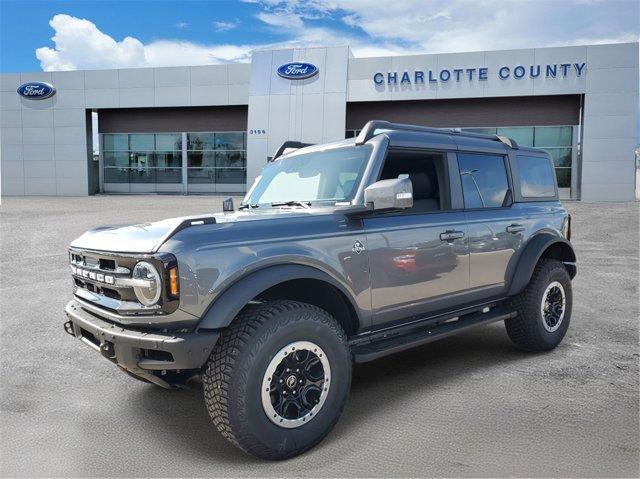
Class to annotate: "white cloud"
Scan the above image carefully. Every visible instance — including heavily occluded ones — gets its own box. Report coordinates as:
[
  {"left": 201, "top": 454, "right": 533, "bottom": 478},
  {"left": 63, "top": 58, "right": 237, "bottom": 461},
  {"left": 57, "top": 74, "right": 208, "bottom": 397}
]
[
  {"left": 36, "top": 14, "right": 147, "bottom": 70},
  {"left": 253, "top": 0, "right": 639, "bottom": 56},
  {"left": 144, "top": 40, "right": 253, "bottom": 66},
  {"left": 36, "top": 14, "right": 254, "bottom": 71},
  {"left": 256, "top": 12, "right": 304, "bottom": 28},
  {"left": 175, "top": 22, "right": 189, "bottom": 29},
  {"left": 35, "top": 1, "right": 639, "bottom": 72},
  {"left": 213, "top": 19, "right": 240, "bottom": 32}
]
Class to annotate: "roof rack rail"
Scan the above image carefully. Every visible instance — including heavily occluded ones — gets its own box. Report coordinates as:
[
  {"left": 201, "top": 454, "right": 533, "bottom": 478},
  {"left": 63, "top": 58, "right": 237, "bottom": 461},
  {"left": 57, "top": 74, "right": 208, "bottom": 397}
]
[
  {"left": 354, "top": 120, "right": 518, "bottom": 149},
  {"left": 272, "top": 141, "right": 315, "bottom": 161},
  {"left": 495, "top": 135, "right": 518, "bottom": 148}
]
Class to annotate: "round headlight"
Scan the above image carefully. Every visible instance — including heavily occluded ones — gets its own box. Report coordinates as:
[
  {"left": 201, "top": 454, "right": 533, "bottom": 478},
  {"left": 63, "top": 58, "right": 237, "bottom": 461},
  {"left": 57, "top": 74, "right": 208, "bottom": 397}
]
[{"left": 132, "top": 261, "right": 162, "bottom": 306}]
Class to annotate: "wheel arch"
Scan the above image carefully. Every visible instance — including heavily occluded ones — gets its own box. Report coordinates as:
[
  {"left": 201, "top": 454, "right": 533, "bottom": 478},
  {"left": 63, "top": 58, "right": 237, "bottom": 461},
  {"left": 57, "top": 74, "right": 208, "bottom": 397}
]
[
  {"left": 508, "top": 233, "right": 576, "bottom": 296},
  {"left": 196, "top": 264, "right": 361, "bottom": 336}
]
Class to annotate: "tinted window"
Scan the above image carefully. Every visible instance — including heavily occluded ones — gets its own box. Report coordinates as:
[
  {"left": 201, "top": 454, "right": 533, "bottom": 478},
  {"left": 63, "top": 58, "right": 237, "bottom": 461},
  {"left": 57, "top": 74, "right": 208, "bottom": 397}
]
[
  {"left": 516, "top": 155, "right": 556, "bottom": 197},
  {"left": 129, "top": 134, "right": 154, "bottom": 151},
  {"left": 458, "top": 153, "right": 509, "bottom": 208},
  {"left": 379, "top": 151, "right": 446, "bottom": 213},
  {"left": 155, "top": 134, "right": 181, "bottom": 151},
  {"left": 534, "top": 126, "right": 572, "bottom": 147},
  {"left": 102, "top": 134, "right": 128, "bottom": 151},
  {"left": 214, "top": 132, "right": 245, "bottom": 150},
  {"left": 497, "top": 127, "right": 534, "bottom": 147}
]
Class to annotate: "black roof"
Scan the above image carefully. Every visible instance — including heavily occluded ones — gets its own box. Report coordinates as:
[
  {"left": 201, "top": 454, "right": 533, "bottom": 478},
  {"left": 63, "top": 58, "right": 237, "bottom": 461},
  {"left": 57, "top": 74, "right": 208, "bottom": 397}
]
[{"left": 355, "top": 120, "right": 519, "bottom": 150}]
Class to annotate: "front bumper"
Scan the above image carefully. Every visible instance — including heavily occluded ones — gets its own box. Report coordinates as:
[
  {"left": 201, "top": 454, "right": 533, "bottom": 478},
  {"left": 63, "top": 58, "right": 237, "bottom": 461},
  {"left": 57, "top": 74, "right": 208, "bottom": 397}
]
[{"left": 64, "top": 299, "right": 219, "bottom": 388}]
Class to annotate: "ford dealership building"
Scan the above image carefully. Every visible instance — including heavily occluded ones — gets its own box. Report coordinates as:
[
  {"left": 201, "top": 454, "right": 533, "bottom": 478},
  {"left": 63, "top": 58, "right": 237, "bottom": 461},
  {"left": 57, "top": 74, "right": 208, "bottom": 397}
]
[{"left": 0, "top": 42, "right": 638, "bottom": 201}]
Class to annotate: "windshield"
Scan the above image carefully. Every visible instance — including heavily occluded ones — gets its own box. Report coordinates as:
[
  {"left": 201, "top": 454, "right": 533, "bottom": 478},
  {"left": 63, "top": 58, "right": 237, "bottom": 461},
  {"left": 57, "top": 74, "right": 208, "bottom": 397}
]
[{"left": 243, "top": 144, "right": 372, "bottom": 206}]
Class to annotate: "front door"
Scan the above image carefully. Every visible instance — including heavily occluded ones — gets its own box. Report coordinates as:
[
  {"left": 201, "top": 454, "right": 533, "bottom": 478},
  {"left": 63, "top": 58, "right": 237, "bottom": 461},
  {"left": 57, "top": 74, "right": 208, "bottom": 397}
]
[
  {"left": 363, "top": 149, "right": 469, "bottom": 327},
  {"left": 364, "top": 212, "right": 469, "bottom": 326}
]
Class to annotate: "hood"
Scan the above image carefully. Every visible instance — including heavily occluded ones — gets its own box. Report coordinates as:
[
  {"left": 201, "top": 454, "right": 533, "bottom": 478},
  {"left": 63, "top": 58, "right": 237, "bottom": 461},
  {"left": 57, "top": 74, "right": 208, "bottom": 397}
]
[
  {"left": 69, "top": 207, "right": 332, "bottom": 254},
  {"left": 70, "top": 215, "right": 216, "bottom": 254}
]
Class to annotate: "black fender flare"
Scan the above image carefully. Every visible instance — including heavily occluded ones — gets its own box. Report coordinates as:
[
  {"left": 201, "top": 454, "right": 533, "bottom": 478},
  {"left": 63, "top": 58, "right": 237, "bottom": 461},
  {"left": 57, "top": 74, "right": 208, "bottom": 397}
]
[
  {"left": 196, "top": 264, "right": 359, "bottom": 331},
  {"left": 508, "top": 234, "right": 576, "bottom": 296}
]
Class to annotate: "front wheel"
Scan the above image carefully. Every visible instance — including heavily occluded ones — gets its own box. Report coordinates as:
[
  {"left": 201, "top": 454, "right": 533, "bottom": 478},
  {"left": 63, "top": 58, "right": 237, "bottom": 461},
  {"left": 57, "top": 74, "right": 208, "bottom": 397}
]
[
  {"left": 505, "top": 259, "right": 573, "bottom": 351},
  {"left": 202, "top": 300, "right": 351, "bottom": 460}
]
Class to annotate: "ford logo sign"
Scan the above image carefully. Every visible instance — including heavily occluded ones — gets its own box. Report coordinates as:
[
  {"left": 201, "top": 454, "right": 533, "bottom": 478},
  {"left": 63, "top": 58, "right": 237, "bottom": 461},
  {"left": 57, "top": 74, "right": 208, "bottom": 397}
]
[
  {"left": 17, "top": 82, "right": 56, "bottom": 100},
  {"left": 276, "top": 62, "right": 319, "bottom": 80}
]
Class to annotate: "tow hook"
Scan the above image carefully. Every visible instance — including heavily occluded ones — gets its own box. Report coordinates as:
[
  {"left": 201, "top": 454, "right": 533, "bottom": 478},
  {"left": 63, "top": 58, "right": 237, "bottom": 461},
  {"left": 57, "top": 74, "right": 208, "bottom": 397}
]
[
  {"left": 63, "top": 321, "right": 75, "bottom": 337},
  {"left": 100, "top": 341, "right": 116, "bottom": 360}
]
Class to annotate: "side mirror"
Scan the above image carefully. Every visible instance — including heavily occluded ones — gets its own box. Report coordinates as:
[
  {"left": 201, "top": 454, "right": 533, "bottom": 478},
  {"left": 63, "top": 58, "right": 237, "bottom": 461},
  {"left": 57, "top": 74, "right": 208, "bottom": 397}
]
[
  {"left": 364, "top": 176, "right": 413, "bottom": 211},
  {"left": 222, "top": 197, "right": 235, "bottom": 213}
]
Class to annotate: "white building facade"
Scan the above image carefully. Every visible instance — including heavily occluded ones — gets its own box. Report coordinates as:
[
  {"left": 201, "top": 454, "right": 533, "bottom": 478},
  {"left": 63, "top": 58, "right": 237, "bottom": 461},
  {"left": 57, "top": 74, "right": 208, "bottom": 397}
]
[{"left": 1, "top": 42, "right": 638, "bottom": 201}]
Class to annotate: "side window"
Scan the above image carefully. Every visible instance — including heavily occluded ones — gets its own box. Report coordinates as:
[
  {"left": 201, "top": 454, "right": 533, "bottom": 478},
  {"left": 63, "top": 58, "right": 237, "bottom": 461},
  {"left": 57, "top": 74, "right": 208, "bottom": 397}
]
[
  {"left": 379, "top": 150, "right": 449, "bottom": 213},
  {"left": 515, "top": 155, "right": 556, "bottom": 198},
  {"left": 457, "top": 153, "right": 509, "bottom": 209}
]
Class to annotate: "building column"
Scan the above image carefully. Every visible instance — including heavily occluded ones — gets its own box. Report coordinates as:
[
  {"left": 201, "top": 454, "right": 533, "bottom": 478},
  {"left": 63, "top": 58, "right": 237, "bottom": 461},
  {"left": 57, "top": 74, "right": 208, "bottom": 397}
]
[
  {"left": 181, "top": 132, "right": 188, "bottom": 195},
  {"left": 246, "top": 47, "right": 350, "bottom": 188}
]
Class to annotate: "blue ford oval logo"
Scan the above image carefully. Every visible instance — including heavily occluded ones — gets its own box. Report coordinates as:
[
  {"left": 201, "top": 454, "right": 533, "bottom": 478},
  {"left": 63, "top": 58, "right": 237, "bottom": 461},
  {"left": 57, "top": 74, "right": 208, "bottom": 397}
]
[
  {"left": 277, "top": 62, "right": 319, "bottom": 80},
  {"left": 17, "top": 82, "right": 56, "bottom": 100}
]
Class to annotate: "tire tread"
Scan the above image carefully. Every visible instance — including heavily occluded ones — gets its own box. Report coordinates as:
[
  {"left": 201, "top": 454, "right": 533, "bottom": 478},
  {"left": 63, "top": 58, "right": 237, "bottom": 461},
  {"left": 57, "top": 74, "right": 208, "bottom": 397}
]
[
  {"left": 506, "top": 258, "right": 571, "bottom": 351},
  {"left": 202, "top": 300, "right": 348, "bottom": 459}
]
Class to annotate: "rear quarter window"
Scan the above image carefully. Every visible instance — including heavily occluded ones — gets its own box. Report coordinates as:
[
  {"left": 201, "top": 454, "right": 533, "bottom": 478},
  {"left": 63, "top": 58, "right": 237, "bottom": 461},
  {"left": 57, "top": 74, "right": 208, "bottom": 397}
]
[{"left": 516, "top": 155, "right": 557, "bottom": 198}]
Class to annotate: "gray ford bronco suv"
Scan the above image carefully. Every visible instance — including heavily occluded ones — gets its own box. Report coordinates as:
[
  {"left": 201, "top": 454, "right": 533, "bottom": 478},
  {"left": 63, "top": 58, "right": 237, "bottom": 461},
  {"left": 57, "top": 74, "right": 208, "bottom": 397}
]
[{"left": 64, "top": 120, "right": 576, "bottom": 460}]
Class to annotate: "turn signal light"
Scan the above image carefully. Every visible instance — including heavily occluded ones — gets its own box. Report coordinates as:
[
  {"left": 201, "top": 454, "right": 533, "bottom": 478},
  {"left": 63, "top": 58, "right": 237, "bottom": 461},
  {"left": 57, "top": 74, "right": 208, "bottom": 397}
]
[{"left": 168, "top": 266, "right": 180, "bottom": 298}]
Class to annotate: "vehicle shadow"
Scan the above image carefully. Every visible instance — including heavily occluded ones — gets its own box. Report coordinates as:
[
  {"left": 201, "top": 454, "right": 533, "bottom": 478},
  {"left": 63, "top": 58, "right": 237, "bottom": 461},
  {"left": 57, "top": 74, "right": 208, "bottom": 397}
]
[
  {"left": 131, "top": 322, "right": 533, "bottom": 464},
  {"left": 338, "top": 323, "right": 528, "bottom": 434}
]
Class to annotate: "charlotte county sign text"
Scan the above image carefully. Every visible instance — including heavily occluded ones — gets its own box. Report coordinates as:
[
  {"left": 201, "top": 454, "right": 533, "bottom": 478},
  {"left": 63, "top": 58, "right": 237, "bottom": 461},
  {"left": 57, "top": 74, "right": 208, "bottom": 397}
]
[{"left": 373, "top": 62, "right": 587, "bottom": 85}]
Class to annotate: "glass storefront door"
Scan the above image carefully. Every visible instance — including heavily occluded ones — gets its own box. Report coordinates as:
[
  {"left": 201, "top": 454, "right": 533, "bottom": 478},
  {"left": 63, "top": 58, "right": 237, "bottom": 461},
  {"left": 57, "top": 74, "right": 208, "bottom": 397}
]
[{"left": 101, "top": 131, "right": 246, "bottom": 194}]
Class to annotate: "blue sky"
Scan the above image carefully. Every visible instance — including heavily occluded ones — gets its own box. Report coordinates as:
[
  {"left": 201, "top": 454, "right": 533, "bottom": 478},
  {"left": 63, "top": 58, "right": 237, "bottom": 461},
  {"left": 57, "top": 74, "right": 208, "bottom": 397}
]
[{"left": 1, "top": 0, "right": 638, "bottom": 72}]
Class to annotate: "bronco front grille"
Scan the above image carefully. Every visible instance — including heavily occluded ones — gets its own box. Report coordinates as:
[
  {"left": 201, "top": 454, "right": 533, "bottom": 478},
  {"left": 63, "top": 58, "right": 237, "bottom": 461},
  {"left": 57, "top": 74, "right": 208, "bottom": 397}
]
[
  {"left": 68, "top": 248, "right": 178, "bottom": 317},
  {"left": 69, "top": 249, "right": 141, "bottom": 312}
]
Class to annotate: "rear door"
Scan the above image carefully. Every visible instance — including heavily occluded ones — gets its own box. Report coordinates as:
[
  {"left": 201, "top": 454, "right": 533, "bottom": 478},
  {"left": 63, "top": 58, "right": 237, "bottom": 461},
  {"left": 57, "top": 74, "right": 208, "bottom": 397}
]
[
  {"left": 457, "top": 150, "right": 526, "bottom": 298},
  {"left": 363, "top": 148, "right": 470, "bottom": 327}
]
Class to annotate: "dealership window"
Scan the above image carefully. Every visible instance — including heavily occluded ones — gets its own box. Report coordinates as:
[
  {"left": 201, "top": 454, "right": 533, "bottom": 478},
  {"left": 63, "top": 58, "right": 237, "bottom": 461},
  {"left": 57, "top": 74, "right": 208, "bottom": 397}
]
[
  {"left": 345, "top": 129, "right": 361, "bottom": 138},
  {"left": 102, "top": 133, "right": 182, "bottom": 184},
  {"left": 187, "top": 131, "right": 246, "bottom": 185},
  {"left": 102, "top": 131, "right": 247, "bottom": 189}
]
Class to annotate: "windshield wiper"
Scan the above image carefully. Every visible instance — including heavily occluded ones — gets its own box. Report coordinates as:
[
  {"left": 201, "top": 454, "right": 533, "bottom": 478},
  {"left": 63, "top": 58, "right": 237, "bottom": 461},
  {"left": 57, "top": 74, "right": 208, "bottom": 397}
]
[
  {"left": 238, "top": 203, "right": 259, "bottom": 210},
  {"left": 271, "top": 200, "right": 311, "bottom": 209}
]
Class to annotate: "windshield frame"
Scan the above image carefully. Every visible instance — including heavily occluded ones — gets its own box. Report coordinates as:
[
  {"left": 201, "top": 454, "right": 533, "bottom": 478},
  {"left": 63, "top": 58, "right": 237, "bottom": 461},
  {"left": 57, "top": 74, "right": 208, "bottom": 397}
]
[{"left": 241, "top": 141, "right": 375, "bottom": 208}]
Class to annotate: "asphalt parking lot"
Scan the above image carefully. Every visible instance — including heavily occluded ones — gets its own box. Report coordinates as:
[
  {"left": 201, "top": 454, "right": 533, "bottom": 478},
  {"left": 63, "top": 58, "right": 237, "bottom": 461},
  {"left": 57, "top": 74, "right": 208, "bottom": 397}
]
[{"left": 1, "top": 196, "right": 638, "bottom": 477}]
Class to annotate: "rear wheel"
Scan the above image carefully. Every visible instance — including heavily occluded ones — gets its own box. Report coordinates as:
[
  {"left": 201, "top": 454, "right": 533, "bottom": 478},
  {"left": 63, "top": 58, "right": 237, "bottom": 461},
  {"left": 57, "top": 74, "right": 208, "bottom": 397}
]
[
  {"left": 505, "top": 259, "right": 572, "bottom": 351},
  {"left": 202, "top": 300, "right": 351, "bottom": 460}
]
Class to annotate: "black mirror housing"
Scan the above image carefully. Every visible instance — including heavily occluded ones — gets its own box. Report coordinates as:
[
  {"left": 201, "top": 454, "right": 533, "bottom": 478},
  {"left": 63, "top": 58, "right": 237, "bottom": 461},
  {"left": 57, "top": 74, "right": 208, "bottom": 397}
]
[{"left": 223, "top": 197, "right": 235, "bottom": 213}]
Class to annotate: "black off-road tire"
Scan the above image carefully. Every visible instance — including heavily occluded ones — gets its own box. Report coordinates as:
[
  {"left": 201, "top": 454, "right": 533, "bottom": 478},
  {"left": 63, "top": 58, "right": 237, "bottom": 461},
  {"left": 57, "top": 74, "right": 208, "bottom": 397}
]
[
  {"left": 202, "top": 300, "right": 352, "bottom": 460},
  {"left": 505, "top": 258, "right": 572, "bottom": 351}
]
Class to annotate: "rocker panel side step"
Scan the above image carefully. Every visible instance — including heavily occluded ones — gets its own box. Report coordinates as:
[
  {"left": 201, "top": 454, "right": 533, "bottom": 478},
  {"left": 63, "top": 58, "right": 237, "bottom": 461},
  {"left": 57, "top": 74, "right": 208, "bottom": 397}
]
[{"left": 352, "top": 306, "right": 517, "bottom": 363}]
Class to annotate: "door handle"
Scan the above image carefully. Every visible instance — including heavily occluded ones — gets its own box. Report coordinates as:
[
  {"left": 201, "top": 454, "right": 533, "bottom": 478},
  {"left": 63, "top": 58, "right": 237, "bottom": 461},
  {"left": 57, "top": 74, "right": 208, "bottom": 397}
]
[
  {"left": 506, "top": 224, "right": 525, "bottom": 234},
  {"left": 440, "top": 230, "right": 465, "bottom": 241}
]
